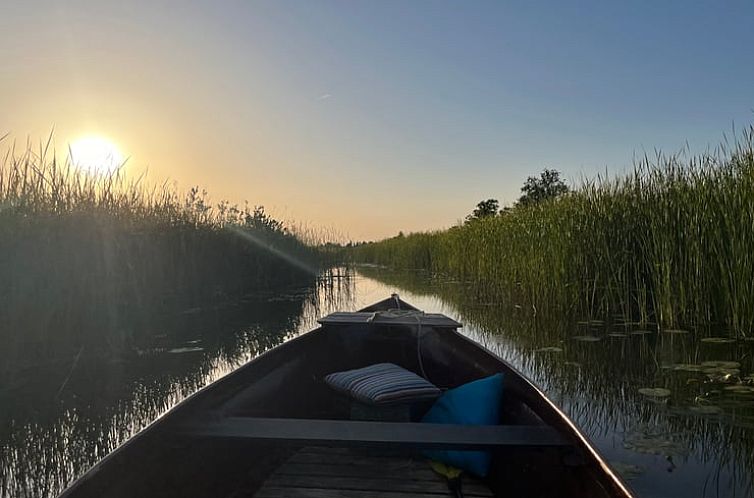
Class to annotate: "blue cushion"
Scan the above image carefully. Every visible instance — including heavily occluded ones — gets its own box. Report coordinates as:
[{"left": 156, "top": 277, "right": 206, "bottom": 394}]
[
  {"left": 421, "top": 373, "right": 504, "bottom": 477},
  {"left": 325, "top": 363, "right": 441, "bottom": 405}
]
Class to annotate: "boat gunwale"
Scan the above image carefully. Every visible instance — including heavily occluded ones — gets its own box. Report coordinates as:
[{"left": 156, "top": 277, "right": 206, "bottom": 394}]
[
  {"left": 444, "top": 327, "right": 635, "bottom": 497},
  {"left": 56, "top": 295, "right": 635, "bottom": 498},
  {"left": 57, "top": 295, "right": 409, "bottom": 496},
  {"left": 57, "top": 328, "right": 327, "bottom": 497}
]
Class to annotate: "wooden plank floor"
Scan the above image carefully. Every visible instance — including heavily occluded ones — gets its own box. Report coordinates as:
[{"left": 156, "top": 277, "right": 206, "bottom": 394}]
[{"left": 252, "top": 446, "right": 494, "bottom": 498}]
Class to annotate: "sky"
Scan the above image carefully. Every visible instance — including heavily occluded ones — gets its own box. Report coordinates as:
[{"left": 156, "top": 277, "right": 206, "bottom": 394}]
[{"left": 1, "top": 1, "right": 754, "bottom": 240}]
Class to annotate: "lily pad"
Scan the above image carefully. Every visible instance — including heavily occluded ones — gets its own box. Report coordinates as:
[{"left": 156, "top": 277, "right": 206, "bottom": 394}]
[
  {"left": 610, "top": 461, "right": 645, "bottom": 480},
  {"left": 701, "top": 337, "right": 736, "bottom": 344},
  {"left": 167, "top": 347, "right": 204, "bottom": 354},
  {"left": 704, "top": 366, "right": 740, "bottom": 374},
  {"left": 135, "top": 347, "right": 164, "bottom": 356},
  {"left": 608, "top": 332, "right": 628, "bottom": 338},
  {"left": 703, "top": 368, "right": 740, "bottom": 384},
  {"left": 723, "top": 385, "right": 754, "bottom": 394},
  {"left": 572, "top": 335, "right": 602, "bottom": 342},
  {"left": 623, "top": 433, "right": 687, "bottom": 457},
  {"left": 630, "top": 330, "right": 654, "bottom": 336},
  {"left": 663, "top": 329, "right": 690, "bottom": 335},
  {"left": 638, "top": 387, "right": 672, "bottom": 398},
  {"left": 701, "top": 361, "right": 741, "bottom": 369},
  {"left": 672, "top": 364, "right": 704, "bottom": 372},
  {"left": 535, "top": 346, "right": 563, "bottom": 353},
  {"left": 688, "top": 405, "right": 723, "bottom": 415}
]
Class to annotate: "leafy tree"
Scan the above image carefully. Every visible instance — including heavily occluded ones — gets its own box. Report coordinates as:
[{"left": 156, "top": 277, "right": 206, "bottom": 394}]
[
  {"left": 517, "top": 169, "right": 569, "bottom": 207},
  {"left": 466, "top": 198, "right": 499, "bottom": 223}
]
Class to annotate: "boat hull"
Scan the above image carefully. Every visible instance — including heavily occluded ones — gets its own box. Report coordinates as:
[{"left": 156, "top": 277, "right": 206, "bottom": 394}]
[{"left": 58, "top": 296, "right": 633, "bottom": 498}]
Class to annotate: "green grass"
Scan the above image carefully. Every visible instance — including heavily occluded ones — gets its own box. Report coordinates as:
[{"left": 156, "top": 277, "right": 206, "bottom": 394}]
[
  {"left": 0, "top": 140, "right": 323, "bottom": 374},
  {"left": 352, "top": 125, "right": 754, "bottom": 337}
]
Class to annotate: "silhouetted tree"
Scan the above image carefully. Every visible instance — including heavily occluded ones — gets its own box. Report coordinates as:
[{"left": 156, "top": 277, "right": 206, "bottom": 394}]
[
  {"left": 466, "top": 198, "right": 500, "bottom": 223},
  {"left": 517, "top": 169, "right": 569, "bottom": 206},
  {"left": 244, "top": 205, "right": 285, "bottom": 233}
]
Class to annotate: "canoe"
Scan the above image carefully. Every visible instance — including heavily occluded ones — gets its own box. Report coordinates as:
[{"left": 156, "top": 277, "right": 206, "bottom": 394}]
[{"left": 58, "top": 295, "right": 634, "bottom": 498}]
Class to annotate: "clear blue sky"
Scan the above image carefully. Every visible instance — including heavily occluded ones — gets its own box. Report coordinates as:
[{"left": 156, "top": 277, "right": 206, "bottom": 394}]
[{"left": 2, "top": 1, "right": 753, "bottom": 239}]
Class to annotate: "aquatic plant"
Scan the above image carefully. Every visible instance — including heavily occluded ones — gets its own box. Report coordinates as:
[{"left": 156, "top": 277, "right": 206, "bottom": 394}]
[
  {"left": 0, "top": 139, "right": 323, "bottom": 375},
  {"left": 357, "top": 267, "right": 754, "bottom": 495},
  {"left": 352, "top": 125, "right": 754, "bottom": 337}
]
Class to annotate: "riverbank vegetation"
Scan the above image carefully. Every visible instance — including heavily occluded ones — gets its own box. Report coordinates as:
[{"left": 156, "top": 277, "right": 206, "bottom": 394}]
[
  {"left": 352, "top": 126, "right": 754, "bottom": 337},
  {"left": 0, "top": 141, "right": 324, "bottom": 376},
  {"left": 355, "top": 266, "right": 754, "bottom": 494}
]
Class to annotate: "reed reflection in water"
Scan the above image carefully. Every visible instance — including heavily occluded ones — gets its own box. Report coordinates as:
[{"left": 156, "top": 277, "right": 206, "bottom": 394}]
[
  {"left": 357, "top": 266, "right": 754, "bottom": 498},
  {"left": 3, "top": 267, "right": 753, "bottom": 498},
  {"left": 1, "top": 272, "right": 359, "bottom": 498}
]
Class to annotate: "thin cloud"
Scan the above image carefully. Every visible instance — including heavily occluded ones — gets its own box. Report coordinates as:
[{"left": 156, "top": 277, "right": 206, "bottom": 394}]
[{"left": 317, "top": 93, "right": 332, "bottom": 100}]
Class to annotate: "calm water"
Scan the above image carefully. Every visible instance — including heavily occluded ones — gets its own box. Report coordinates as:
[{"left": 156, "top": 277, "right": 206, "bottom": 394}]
[{"left": 2, "top": 268, "right": 753, "bottom": 497}]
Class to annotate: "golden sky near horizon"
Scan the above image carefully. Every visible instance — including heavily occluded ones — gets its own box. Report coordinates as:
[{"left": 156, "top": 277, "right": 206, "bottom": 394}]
[
  {"left": 0, "top": 4, "right": 477, "bottom": 241},
  {"left": 2, "top": 1, "right": 753, "bottom": 240}
]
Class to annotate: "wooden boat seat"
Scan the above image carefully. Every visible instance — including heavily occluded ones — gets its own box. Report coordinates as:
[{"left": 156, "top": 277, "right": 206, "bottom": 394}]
[
  {"left": 58, "top": 295, "right": 634, "bottom": 498},
  {"left": 183, "top": 416, "right": 571, "bottom": 449}
]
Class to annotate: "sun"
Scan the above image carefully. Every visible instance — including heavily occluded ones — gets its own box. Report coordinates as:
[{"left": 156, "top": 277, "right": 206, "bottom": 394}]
[{"left": 69, "top": 136, "right": 125, "bottom": 173}]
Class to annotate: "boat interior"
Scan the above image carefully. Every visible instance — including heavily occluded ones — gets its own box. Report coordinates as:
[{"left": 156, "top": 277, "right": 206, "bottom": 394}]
[{"left": 59, "top": 297, "right": 630, "bottom": 498}]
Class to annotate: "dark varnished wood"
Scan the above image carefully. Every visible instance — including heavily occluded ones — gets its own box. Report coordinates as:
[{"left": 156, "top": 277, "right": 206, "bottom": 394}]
[
  {"left": 183, "top": 417, "right": 570, "bottom": 449},
  {"left": 318, "top": 311, "right": 462, "bottom": 328},
  {"left": 57, "top": 295, "right": 635, "bottom": 498},
  {"left": 251, "top": 446, "right": 493, "bottom": 498}
]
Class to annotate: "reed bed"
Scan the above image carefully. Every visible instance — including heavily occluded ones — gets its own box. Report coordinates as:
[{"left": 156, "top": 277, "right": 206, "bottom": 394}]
[
  {"left": 356, "top": 266, "right": 754, "bottom": 495},
  {"left": 0, "top": 141, "right": 322, "bottom": 376},
  {"left": 352, "top": 126, "right": 754, "bottom": 337}
]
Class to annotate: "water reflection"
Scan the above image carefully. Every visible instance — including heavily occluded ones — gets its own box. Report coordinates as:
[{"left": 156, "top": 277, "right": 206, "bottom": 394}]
[
  {"left": 357, "top": 266, "right": 754, "bottom": 498},
  {"left": 3, "top": 267, "right": 753, "bottom": 498},
  {"left": 1, "top": 272, "right": 359, "bottom": 498}
]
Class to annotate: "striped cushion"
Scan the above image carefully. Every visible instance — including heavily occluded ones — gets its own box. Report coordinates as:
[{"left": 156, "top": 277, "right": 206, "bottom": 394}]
[{"left": 325, "top": 363, "right": 441, "bottom": 405}]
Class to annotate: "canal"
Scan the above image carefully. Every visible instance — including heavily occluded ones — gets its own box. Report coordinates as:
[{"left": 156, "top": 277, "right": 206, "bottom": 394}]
[{"left": 1, "top": 268, "right": 752, "bottom": 497}]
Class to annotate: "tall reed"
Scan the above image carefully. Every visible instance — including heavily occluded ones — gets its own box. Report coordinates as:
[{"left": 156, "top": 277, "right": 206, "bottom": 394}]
[
  {"left": 352, "top": 126, "right": 754, "bottom": 337},
  {"left": 0, "top": 140, "right": 322, "bottom": 376}
]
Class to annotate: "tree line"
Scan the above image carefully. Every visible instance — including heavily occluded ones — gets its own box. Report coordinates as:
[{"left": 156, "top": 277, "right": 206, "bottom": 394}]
[{"left": 466, "top": 168, "right": 569, "bottom": 222}]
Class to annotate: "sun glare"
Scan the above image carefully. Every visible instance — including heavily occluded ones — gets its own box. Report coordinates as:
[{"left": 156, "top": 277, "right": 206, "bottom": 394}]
[{"left": 69, "top": 136, "right": 125, "bottom": 173}]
